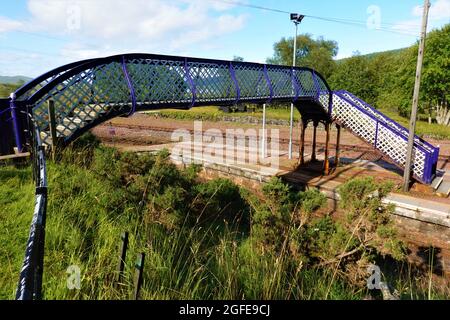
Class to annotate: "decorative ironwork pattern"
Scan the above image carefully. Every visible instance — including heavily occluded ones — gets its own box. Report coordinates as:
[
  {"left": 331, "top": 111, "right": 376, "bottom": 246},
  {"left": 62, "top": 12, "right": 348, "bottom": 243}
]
[
  {"left": 9, "top": 53, "right": 438, "bottom": 184},
  {"left": 22, "top": 54, "right": 329, "bottom": 145},
  {"left": 332, "top": 91, "right": 436, "bottom": 183},
  {"left": 337, "top": 90, "right": 435, "bottom": 154}
]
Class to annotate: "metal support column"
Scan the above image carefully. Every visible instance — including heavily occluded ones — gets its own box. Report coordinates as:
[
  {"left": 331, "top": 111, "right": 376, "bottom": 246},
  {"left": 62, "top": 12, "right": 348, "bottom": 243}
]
[
  {"left": 288, "top": 19, "right": 300, "bottom": 160},
  {"left": 335, "top": 124, "right": 341, "bottom": 168},
  {"left": 311, "top": 122, "right": 318, "bottom": 162},
  {"left": 261, "top": 103, "right": 267, "bottom": 158},
  {"left": 9, "top": 93, "right": 23, "bottom": 153},
  {"left": 288, "top": 104, "right": 294, "bottom": 159},
  {"left": 299, "top": 119, "right": 306, "bottom": 166},
  {"left": 324, "top": 122, "right": 331, "bottom": 175}
]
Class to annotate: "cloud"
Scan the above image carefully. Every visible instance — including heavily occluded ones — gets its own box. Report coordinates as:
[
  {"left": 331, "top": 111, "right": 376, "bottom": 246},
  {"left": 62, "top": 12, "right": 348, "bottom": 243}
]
[
  {"left": 413, "top": 0, "right": 450, "bottom": 20},
  {"left": 393, "top": 0, "right": 450, "bottom": 35},
  {"left": 0, "top": 17, "right": 23, "bottom": 33},
  {"left": 1, "top": 0, "right": 247, "bottom": 67},
  {"left": 24, "top": 0, "right": 246, "bottom": 45}
]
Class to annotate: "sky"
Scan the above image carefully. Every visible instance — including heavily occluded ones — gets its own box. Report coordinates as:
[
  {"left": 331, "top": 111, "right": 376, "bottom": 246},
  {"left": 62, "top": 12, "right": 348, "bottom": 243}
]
[{"left": 0, "top": 0, "right": 449, "bottom": 77}]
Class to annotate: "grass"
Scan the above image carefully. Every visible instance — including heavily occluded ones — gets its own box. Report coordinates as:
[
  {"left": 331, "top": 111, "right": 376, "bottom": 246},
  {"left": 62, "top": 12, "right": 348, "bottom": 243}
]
[
  {"left": 1, "top": 140, "right": 449, "bottom": 300},
  {"left": 147, "top": 105, "right": 450, "bottom": 140},
  {"left": 378, "top": 108, "right": 450, "bottom": 140},
  {"left": 147, "top": 105, "right": 301, "bottom": 123}
]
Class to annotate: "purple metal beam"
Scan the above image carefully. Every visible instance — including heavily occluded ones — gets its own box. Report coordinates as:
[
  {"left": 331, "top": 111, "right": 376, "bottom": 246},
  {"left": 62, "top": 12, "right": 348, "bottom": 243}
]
[
  {"left": 9, "top": 93, "right": 23, "bottom": 152},
  {"left": 121, "top": 56, "right": 137, "bottom": 116}
]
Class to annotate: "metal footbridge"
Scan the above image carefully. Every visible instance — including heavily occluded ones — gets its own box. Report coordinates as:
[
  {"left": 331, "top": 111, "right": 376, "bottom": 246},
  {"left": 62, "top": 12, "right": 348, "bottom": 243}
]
[
  {"left": 0, "top": 52, "right": 442, "bottom": 300},
  {"left": 0, "top": 53, "right": 440, "bottom": 184}
]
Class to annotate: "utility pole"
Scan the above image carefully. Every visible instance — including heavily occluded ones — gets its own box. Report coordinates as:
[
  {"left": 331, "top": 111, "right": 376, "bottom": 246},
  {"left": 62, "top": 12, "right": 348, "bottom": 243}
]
[
  {"left": 289, "top": 14, "right": 304, "bottom": 159},
  {"left": 403, "top": 0, "right": 430, "bottom": 192}
]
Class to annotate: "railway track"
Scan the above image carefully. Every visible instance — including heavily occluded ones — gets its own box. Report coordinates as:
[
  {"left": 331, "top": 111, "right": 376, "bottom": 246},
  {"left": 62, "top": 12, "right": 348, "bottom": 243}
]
[{"left": 98, "top": 122, "right": 450, "bottom": 162}]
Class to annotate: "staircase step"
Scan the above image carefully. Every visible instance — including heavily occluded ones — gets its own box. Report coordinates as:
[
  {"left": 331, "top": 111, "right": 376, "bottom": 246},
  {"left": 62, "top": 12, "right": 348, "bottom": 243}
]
[
  {"left": 436, "top": 180, "right": 450, "bottom": 198},
  {"left": 83, "top": 104, "right": 109, "bottom": 114},
  {"left": 63, "top": 117, "right": 83, "bottom": 126},
  {"left": 56, "top": 125, "right": 75, "bottom": 136},
  {"left": 73, "top": 111, "right": 96, "bottom": 120},
  {"left": 431, "top": 175, "right": 444, "bottom": 190}
]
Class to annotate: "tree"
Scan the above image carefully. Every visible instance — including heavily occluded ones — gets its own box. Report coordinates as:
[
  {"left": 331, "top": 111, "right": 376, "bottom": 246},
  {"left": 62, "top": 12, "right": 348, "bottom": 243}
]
[
  {"left": 0, "top": 83, "right": 21, "bottom": 98},
  {"left": 328, "top": 52, "right": 377, "bottom": 103},
  {"left": 232, "top": 56, "right": 244, "bottom": 62},
  {"left": 267, "top": 34, "right": 338, "bottom": 78},
  {"left": 393, "top": 24, "right": 450, "bottom": 122},
  {"left": 421, "top": 24, "right": 450, "bottom": 125}
]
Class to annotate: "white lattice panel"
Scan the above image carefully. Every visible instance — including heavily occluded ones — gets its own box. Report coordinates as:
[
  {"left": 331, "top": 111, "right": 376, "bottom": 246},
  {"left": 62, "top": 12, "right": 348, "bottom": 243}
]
[
  {"left": 330, "top": 93, "right": 427, "bottom": 180},
  {"left": 318, "top": 93, "right": 330, "bottom": 113},
  {"left": 332, "top": 94, "right": 377, "bottom": 145},
  {"left": 339, "top": 91, "right": 434, "bottom": 154}
]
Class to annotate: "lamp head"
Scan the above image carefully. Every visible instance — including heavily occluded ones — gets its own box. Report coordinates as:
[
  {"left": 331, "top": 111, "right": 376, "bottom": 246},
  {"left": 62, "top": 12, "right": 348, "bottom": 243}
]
[{"left": 290, "top": 13, "right": 304, "bottom": 23}]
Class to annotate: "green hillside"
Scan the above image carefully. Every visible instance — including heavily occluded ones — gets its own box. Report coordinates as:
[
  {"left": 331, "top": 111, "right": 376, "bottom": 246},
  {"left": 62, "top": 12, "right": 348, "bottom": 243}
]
[{"left": 0, "top": 75, "right": 31, "bottom": 85}]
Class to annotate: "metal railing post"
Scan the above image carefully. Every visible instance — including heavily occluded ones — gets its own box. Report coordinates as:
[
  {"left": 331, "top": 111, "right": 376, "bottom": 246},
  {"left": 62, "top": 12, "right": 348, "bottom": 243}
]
[{"left": 10, "top": 93, "right": 23, "bottom": 153}]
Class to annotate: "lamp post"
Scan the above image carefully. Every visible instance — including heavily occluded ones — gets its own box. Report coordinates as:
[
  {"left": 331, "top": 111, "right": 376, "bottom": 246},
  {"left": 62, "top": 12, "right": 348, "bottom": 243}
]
[{"left": 288, "top": 13, "right": 304, "bottom": 159}]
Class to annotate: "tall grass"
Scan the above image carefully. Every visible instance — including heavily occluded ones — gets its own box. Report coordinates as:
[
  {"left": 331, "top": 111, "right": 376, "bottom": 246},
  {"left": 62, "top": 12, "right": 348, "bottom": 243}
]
[{"left": 0, "top": 137, "right": 448, "bottom": 300}]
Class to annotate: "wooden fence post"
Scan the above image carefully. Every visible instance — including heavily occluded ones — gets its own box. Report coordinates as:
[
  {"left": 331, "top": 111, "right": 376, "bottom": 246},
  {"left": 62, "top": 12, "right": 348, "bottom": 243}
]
[{"left": 117, "top": 232, "right": 129, "bottom": 284}]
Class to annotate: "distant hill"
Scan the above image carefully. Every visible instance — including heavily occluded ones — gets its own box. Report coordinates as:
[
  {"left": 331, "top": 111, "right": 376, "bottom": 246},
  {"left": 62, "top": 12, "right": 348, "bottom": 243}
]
[
  {"left": 0, "top": 75, "right": 32, "bottom": 85},
  {"left": 336, "top": 47, "right": 408, "bottom": 63}
]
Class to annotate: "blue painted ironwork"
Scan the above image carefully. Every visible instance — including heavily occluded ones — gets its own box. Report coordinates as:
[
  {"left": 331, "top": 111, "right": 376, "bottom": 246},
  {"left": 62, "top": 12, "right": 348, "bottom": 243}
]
[
  {"left": 312, "top": 71, "right": 321, "bottom": 100},
  {"left": 184, "top": 58, "right": 196, "bottom": 108},
  {"left": 121, "top": 56, "right": 137, "bottom": 116},
  {"left": 332, "top": 91, "right": 436, "bottom": 184},
  {"left": 9, "top": 94, "right": 23, "bottom": 152},
  {"left": 229, "top": 62, "right": 240, "bottom": 105},
  {"left": 5, "top": 52, "right": 438, "bottom": 185},
  {"left": 3, "top": 51, "right": 442, "bottom": 300},
  {"left": 16, "top": 112, "right": 47, "bottom": 300},
  {"left": 263, "top": 64, "right": 273, "bottom": 103}
]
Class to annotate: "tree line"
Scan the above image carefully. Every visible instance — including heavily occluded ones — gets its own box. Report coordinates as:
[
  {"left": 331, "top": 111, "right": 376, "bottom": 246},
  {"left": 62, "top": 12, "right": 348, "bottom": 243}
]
[{"left": 266, "top": 24, "right": 450, "bottom": 126}]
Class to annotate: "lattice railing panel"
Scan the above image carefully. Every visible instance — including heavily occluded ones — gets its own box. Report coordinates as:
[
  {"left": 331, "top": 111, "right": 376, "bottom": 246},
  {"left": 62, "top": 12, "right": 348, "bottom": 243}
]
[
  {"left": 32, "top": 62, "right": 130, "bottom": 144},
  {"left": 332, "top": 94, "right": 377, "bottom": 145},
  {"left": 14, "top": 53, "right": 438, "bottom": 184},
  {"left": 293, "top": 70, "right": 317, "bottom": 98},
  {"left": 266, "top": 67, "right": 293, "bottom": 99},
  {"left": 338, "top": 90, "right": 435, "bottom": 154},
  {"left": 233, "top": 64, "right": 270, "bottom": 100},
  {"left": 127, "top": 58, "right": 192, "bottom": 105},
  {"left": 188, "top": 62, "right": 235, "bottom": 102},
  {"left": 318, "top": 92, "right": 330, "bottom": 113},
  {"left": 17, "top": 71, "right": 74, "bottom": 102},
  {"left": 331, "top": 92, "right": 430, "bottom": 181}
]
